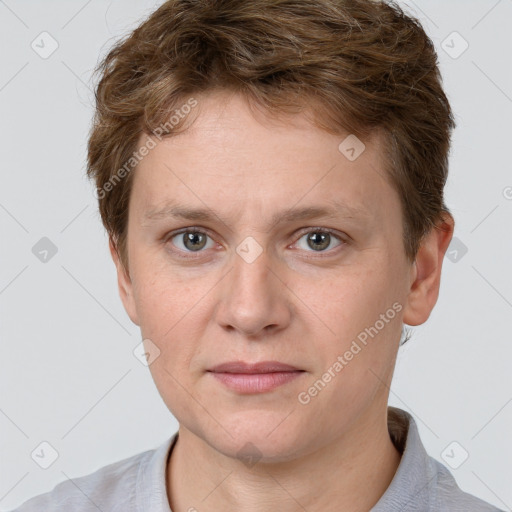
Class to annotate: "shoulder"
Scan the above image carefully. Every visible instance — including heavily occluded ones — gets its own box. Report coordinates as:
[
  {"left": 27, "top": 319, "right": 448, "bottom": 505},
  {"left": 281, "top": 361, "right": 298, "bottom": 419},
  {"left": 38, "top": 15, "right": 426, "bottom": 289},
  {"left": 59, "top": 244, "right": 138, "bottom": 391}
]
[
  {"left": 375, "top": 407, "right": 505, "bottom": 512},
  {"left": 430, "top": 458, "right": 505, "bottom": 512},
  {"left": 9, "top": 441, "right": 167, "bottom": 512}
]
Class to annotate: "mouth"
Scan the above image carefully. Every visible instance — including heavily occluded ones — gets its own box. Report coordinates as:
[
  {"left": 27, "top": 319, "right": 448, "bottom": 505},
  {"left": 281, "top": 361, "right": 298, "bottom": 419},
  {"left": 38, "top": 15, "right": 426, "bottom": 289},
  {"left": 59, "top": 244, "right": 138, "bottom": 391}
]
[{"left": 207, "top": 360, "right": 305, "bottom": 393}]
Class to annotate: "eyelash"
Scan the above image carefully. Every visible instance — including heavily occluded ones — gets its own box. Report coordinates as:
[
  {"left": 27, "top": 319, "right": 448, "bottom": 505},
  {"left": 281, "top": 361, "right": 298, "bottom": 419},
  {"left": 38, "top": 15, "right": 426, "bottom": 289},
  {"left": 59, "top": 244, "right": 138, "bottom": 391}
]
[{"left": 164, "top": 227, "right": 348, "bottom": 260}]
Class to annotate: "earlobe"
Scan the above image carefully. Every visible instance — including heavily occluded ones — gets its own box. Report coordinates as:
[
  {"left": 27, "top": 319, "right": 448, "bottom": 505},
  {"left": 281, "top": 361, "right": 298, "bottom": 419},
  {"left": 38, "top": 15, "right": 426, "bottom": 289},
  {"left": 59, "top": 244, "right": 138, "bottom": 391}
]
[
  {"left": 109, "top": 238, "right": 140, "bottom": 326},
  {"left": 402, "top": 214, "right": 455, "bottom": 326}
]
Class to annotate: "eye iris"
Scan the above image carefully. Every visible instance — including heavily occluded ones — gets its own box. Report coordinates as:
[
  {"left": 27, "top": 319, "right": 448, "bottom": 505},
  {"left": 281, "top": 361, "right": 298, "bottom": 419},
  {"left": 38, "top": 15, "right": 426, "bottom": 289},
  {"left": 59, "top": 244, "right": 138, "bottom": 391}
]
[
  {"left": 307, "top": 232, "right": 330, "bottom": 251},
  {"left": 183, "top": 232, "right": 207, "bottom": 251}
]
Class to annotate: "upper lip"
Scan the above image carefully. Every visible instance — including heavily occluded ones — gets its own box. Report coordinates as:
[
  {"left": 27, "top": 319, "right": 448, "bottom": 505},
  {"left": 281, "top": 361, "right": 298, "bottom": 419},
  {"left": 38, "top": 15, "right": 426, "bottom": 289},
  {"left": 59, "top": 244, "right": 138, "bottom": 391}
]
[{"left": 208, "top": 361, "right": 303, "bottom": 374}]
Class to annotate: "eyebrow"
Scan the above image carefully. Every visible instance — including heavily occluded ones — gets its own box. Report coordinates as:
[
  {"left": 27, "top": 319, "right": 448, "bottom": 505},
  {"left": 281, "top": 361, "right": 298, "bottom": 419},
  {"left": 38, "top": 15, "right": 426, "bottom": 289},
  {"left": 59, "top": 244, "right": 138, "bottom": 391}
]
[{"left": 142, "top": 200, "right": 369, "bottom": 231}]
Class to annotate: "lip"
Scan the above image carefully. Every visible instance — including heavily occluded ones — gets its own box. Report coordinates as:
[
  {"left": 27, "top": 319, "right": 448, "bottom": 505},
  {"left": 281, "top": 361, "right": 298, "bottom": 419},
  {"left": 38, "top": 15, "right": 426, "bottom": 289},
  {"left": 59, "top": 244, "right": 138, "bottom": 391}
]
[
  {"left": 208, "top": 360, "right": 302, "bottom": 374},
  {"left": 207, "top": 361, "right": 305, "bottom": 393}
]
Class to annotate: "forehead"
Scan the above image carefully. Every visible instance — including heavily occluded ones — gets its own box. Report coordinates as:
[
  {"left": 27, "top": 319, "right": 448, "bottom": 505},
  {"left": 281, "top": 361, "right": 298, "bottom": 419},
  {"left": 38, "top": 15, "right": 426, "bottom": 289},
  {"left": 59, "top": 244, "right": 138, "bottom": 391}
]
[{"left": 130, "top": 91, "right": 398, "bottom": 228}]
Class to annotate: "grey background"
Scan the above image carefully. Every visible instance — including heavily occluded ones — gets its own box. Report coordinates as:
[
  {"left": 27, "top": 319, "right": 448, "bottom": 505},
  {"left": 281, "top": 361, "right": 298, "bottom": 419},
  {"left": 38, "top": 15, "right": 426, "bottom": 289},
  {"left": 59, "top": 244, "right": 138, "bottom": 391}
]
[{"left": 0, "top": 0, "right": 511, "bottom": 510}]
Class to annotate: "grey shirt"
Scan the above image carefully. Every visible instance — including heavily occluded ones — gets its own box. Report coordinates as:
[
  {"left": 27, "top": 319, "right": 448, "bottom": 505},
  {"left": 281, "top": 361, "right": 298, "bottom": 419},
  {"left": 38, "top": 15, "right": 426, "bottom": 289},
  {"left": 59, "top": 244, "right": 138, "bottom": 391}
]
[{"left": 10, "top": 407, "right": 504, "bottom": 511}]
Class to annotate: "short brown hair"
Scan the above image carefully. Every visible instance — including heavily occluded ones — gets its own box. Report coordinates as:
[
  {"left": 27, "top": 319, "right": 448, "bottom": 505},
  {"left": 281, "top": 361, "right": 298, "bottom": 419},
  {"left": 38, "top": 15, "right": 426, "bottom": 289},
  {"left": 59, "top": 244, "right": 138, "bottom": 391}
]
[{"left": 87, "top": 0, "right": 456, "bottom": 273}]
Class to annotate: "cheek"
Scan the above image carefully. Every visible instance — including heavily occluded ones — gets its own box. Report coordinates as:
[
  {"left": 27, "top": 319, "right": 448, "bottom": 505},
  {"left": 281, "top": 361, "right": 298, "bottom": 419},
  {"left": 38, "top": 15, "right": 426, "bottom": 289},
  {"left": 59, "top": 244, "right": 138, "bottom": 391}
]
[
  {"left": 131, "top": 254, "right": 192, "bottom": 330},
  {"left": 298, "top": 259, "right": 402, "bottom": 347},
  {"left": 295, "top": 261, "right": 403, "bottom": 409},
  {"left": 130, "top": 262, "right": 214, "bottom": 375}
]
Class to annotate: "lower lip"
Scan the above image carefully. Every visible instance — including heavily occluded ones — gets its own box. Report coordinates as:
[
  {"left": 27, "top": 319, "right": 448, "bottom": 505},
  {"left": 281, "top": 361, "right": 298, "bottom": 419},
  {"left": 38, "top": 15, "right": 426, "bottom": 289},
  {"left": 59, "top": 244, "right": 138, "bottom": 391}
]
[{"left": 209, "top": 371, "right": 304, "bottom": 393}]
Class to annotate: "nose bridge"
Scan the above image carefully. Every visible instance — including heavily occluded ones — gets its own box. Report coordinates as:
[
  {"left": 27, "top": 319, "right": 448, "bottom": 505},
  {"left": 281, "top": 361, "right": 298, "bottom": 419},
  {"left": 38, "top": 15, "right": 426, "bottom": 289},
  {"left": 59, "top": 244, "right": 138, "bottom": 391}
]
[
  {"left": 232, "top": 244, "right": 273, "bottom": 299},
  {"left": 216, "top": 239, "right": 290, "bottom": 336}
]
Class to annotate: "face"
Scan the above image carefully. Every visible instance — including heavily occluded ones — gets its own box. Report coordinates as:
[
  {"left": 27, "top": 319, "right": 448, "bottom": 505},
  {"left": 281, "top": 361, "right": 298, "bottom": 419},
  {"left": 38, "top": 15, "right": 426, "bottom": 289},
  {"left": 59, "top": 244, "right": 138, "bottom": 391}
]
[{"left": 112, "top": 90, "right": 450, "bottom": 463}]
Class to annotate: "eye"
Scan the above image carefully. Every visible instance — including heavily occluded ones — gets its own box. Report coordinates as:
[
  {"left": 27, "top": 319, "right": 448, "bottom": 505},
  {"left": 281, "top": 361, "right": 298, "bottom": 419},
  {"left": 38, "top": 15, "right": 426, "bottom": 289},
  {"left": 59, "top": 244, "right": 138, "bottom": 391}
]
[
  {"left": 294, "top": 229, "right": 344, "bottom": 253},
  {"left": 168, "top": 228, "right": 216, "bottom": 254},
  {"left": 165, "top": 227, "right": 347, "bottom": 259}
]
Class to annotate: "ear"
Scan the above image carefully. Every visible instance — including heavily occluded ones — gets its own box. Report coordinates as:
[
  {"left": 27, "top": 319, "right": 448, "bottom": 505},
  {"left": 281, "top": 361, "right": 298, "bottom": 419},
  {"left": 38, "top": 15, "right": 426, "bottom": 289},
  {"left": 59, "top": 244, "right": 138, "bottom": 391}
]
[
  {"left": 109, "top": 237, "right": 140, "bottom": 326},
  {"left": 402, "top": 213, "right": 455, "bottom": 326}
]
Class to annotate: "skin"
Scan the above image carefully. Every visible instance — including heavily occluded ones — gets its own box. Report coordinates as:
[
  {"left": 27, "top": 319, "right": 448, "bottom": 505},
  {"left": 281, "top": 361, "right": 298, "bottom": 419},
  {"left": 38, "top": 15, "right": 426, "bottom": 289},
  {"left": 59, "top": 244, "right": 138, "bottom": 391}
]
[{"left": 110, "top": 89, "right": 454, "bottom": 512}]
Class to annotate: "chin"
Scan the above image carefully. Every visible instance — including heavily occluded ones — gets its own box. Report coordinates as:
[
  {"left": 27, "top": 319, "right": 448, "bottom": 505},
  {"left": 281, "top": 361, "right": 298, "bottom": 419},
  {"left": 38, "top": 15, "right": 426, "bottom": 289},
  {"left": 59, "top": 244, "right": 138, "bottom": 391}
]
[{"left": 205, "top": 415, "right": 306, "bottom": 464}]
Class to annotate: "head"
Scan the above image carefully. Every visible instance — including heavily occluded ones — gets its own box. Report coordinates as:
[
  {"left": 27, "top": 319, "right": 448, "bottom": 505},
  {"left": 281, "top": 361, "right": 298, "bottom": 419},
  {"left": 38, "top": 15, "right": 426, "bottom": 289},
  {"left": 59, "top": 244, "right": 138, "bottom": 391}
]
[{"left": 87, "top": 0, "right": 455, "bottom": 461}]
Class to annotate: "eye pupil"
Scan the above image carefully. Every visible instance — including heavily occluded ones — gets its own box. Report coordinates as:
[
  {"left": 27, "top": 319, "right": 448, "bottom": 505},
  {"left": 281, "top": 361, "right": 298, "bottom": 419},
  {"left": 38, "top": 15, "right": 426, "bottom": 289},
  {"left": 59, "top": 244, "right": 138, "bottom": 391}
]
[
  {"left": 183, "top": 232, "right": 207, "bottom": 251},
  {"left": 307, "top": 232, "right": 330, "bottom": 251}
]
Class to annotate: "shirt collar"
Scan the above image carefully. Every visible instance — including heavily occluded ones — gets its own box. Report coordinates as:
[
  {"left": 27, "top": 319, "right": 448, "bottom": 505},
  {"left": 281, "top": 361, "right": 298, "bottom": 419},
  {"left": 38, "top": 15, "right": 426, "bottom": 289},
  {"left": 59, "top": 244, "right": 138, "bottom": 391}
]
[
  {"left": 136, "top": 431, "right": 178, "bottom": 512},
  {"left": 371, "top": 406, "right": 436, "bottom": 511}
]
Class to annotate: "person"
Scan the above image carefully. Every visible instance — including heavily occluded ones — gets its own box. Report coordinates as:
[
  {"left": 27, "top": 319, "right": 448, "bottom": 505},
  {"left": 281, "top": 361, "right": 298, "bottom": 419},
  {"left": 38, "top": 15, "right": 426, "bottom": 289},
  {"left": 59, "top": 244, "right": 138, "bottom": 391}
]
[{"left": 11, "top": 0, "right": 504, "bottom": 510}]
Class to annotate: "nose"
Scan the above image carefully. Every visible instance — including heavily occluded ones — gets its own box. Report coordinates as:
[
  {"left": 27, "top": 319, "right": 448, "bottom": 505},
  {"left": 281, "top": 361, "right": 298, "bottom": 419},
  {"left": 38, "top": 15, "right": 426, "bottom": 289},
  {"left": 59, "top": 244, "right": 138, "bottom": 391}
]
[{"left": 214, "top": 245, "right": 292, "bottom": 339}]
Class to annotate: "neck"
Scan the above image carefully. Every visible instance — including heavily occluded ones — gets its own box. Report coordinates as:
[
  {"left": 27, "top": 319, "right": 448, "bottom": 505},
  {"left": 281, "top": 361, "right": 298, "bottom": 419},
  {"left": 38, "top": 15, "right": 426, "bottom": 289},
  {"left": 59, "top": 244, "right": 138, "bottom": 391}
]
[{"left": 167, "top": 406, "right": 402, "bottom": 512}]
